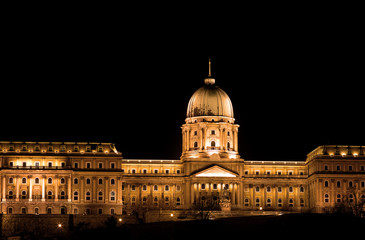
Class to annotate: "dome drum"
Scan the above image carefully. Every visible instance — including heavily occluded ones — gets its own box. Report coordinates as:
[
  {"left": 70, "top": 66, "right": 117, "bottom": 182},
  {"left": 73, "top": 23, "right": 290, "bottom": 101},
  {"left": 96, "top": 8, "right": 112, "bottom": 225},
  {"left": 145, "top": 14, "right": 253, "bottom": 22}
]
[{"left": 185, "top": 116, "right": 235, "bottom": 124}]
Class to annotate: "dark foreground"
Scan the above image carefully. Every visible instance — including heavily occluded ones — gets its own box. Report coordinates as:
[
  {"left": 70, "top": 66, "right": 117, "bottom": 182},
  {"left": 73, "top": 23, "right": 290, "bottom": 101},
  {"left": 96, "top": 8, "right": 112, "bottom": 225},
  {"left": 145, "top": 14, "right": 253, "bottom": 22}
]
[
  {"left": 5, "top": 214, "right": 365, "bottom": 240},
  {"left": 74, "top": 214, "right": 364, "bottom": 240}
]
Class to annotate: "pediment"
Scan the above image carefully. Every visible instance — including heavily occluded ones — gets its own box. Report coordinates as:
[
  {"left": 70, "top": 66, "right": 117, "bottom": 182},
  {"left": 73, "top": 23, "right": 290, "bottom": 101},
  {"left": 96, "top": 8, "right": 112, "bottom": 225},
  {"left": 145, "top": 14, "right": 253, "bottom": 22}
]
[{"left": 195, "top": 165, "right": 238, "bottom": 178}]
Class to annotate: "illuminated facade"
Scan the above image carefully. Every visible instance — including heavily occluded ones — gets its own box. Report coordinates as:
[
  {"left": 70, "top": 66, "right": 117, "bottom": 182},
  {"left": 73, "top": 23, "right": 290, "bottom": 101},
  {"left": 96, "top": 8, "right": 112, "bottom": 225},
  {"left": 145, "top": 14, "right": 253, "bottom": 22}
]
[{"left": 1, "top": 63, "right": 364, "bottom": 216}]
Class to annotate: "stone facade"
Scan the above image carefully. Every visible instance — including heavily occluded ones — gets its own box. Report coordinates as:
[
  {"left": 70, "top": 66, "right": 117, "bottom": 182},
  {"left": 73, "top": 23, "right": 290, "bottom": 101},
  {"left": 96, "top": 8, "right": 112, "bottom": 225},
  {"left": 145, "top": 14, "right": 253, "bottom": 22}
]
[{"left": 0, "top": 70, "right": 364, "bottom": 218}]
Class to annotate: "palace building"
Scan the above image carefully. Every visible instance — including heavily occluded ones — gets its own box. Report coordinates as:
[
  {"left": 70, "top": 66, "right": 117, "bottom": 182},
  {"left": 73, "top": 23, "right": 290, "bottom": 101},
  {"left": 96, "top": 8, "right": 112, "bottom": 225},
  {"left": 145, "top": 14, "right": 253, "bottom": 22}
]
[{"left": 0, "top": 63, "right": 364, "bottom": 217}]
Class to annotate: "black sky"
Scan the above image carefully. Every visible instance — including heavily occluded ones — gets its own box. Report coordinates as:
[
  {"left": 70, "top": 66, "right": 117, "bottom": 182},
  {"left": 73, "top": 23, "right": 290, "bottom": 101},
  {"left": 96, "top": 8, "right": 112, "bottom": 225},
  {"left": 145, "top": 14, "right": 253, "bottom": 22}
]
[{"left": 1, "top": 5, "right": 364, "bottom": 161}]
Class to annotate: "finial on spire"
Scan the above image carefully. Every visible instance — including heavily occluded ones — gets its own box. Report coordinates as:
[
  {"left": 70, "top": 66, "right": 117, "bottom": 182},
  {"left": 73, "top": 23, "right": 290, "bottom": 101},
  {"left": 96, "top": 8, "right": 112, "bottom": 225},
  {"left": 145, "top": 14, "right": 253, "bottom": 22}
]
[{"left": 204, "top": 58, "right": 215, "bottom": 85}]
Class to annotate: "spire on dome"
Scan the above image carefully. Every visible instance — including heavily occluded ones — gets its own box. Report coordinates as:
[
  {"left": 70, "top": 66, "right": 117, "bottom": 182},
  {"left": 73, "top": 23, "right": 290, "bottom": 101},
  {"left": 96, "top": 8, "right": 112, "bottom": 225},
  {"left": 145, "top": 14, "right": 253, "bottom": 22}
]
[{"left": 204, "top": 58, "right": 215, "bottom": 85}]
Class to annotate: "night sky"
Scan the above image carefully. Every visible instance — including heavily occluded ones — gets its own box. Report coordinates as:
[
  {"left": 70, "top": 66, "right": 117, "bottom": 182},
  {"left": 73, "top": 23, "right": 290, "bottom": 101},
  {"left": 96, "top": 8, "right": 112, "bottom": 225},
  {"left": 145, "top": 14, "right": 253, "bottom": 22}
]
[{"left": 2, "top": 5, "right": 364, "bottom": 161}]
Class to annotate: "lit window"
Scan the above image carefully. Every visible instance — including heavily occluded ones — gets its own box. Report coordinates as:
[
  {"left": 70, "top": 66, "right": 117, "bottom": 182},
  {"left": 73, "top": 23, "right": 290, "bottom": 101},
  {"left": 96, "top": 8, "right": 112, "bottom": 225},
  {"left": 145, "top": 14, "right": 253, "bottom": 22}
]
[
  {"left": 86, "top": 192, "right": 91, "bottom": 201},
  {"left": 110, "top": 191, "right": 115, "bottom": 201},
  {"left": 324, "top": 194, "right": 329, "bottom": 203}
]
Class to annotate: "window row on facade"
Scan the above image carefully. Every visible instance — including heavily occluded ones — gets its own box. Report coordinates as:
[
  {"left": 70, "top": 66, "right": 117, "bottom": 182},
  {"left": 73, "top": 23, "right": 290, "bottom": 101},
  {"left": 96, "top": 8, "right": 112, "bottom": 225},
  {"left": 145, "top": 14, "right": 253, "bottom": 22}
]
[
  {"left": 122, "top": 184, "right": 182, "bottom": 192},
  {"left": 122, "top": 196, "right": 182, "bottom": 207},
  {"left": 244, "top": 170, "right": 306, "bottom": 176},
  {"left": 243, "top": 197, "right": 305, "bottom": 208},
  {"left": 2, "top": 144, "right": 110, "bottom": 154},
  {"left": 6, "top": 206, "right": 119, "bottom": 215},
  {"left": 323, "top": 180, "right": 365, "bottom": 188},
  {"left": 323, "top": 193, "right": 365, "bottom": 203},
  {"left": 6, "top": 176, "right": 119, "bottom": 185},
  {"left": 322, "top": 164, "right": 365, "bottom": 172},
  {"left": 8, "top": 160, "right": 119, "bottom": 169}
]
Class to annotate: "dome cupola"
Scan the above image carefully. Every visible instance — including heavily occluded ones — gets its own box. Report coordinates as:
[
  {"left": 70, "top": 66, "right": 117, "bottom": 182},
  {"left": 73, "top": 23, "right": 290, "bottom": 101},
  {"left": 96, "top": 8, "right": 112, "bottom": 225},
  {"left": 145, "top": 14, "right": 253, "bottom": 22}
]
[{"left": 186, "top": 59, "right": 234, "bottom": 118}]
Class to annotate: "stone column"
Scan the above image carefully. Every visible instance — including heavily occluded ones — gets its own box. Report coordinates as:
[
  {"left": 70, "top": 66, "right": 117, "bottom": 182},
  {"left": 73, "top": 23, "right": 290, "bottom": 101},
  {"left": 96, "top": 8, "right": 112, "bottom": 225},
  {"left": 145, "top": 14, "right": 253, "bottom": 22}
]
[
  {"left": 191, "top": 183, "right": 195, "bottom": 205},
  {"left": 54, "top": 175, "right": 59, "bottom": 202},
  {"left": 2, "top": 175, "right": 6, "bottom": 202},
  {"left": 105, "top": 177, "right": 109, "bottom": 203},
  {"left": 80, "top": 176, "right": 85, "bottom": 203},
  {"left": 42, "top": 175, "right": 46, "bottom": 201},
  {"left": 232, "top": 183, "right": 236, "bottom": 205},
  {"left": 185, "top": 180, "right": 191, "bottom": 208},
  {"left": 29, "top": 175, "right": 33, "bottom": 201},
  {"left": 15, "top": 175, "right": 20, "bottom": 201},
  {"left": 117, "top": 177, "right": 122, "bottom": 204},
  {"left": 67, "top": 176, "right": 72, "bottom": 202},
  {"left": 92, "top": 177, "right": 97, "bottom": 202}
]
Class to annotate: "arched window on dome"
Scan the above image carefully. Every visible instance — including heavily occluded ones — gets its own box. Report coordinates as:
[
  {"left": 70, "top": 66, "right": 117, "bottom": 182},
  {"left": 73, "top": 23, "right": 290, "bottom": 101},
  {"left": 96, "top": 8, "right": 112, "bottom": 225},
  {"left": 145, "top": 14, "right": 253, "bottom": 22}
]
[{"left": 211, "top": 141, "right": 216, "bottom": 147}]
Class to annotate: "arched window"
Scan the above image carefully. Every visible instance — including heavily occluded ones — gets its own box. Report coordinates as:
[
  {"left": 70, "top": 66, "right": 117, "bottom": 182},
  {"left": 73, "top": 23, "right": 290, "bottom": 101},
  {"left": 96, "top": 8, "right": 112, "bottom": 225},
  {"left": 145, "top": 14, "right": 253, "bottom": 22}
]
[
  {"left": 60, "top": 178, "right": 65, "bottom": 184},
  {"left": 48, "top": 178, "right": 52, "bottom": 184},
  {"left": 98, "top": 191, "right": 103, "bottom": 200},
  {"left": 336, "top": 194, "right": 342, "bottom": 203},
  {"left": 74, "top": 191, "right": 78, "bottom": 201},
  {"left": 154, "top": 185, "right": 158, "bottom": 191},
  {"left": 47, "top": 191, "right": 53, "bottom": 199},
  {"left": 211, "top": 141, "right": 216, "bottom": 147},
  {"left": 74, "top": 178, "right": 79, "bottom": 184},
  {"left": 165, "top": 185, "right": 169, "bottom": 191},
  {"left": 194, "top": 142, "right": 198, "bottom": 148},
  {"left": 35, "top": 178, "right": 40, "bottom": 184},
  {"left": 21, "top": 190, "right": 27, "bottom": 199},
  {"left": 60, "top": 191, "right": 65, "bottom": 199},
  {"left": 227, "top": 142, "right": 231, "bottom": 149},
  {"left": 22, "top": 177, "right": 27, "bottom": 184},
  {"left": 9, "top": 177, "right": 13, "bottom": 184},
  {"left": 8, "top": 190, "right": 14, "bottom": 199},
  {"left": 176, "top": 197, "right": 181, "bottom": 206},
  {"left": 7, "top": 207, "right": 13, "bottom": 214},
  {"left": 324, "top": 181, "right": 329, "bottom": 187},
  {"left": 110, "top": 191, "right": 115, "bottom": 201},
  {"left": 255, "top": 198, "right": 260, "bottom": 207},
  {"left": 324, "top": 194, "right": 329, "bottom": 203},
  {"left": 60, "top": 207, "right": 67, "bottom": 214},
  {"left": 98, "top": 178, "right": 103, "bottom": 185},
  {"left": 86, "top": 192, "right": 91, "bottom": 201}
]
